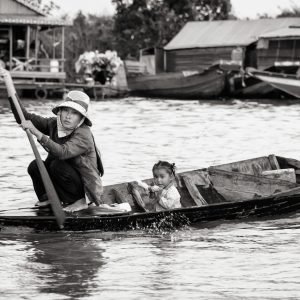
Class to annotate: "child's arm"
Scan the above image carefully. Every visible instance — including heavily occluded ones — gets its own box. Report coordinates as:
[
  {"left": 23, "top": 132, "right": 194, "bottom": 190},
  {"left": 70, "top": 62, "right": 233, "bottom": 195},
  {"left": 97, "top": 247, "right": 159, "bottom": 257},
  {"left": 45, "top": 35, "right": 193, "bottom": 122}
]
[
  {"left": 135, "top": 180, "right": 149, "bottom": 190},
  {"left": 134, "top": 181, "right": 162, "bottom": 193}
]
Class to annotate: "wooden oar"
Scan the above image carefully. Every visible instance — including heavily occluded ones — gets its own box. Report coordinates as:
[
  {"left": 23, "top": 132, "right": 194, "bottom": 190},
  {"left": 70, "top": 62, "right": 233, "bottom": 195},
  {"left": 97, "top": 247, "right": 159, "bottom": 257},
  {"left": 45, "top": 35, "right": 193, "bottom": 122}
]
[{"left": 0, "top": 68, "right": 66, "bottom": 229}]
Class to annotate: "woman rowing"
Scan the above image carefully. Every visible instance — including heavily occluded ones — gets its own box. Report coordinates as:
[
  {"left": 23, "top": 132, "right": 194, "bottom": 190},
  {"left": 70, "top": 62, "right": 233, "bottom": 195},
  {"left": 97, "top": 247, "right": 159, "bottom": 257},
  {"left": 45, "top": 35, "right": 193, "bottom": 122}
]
[{"left": 7, "top": 89, "right": 104, "bottom": 212}]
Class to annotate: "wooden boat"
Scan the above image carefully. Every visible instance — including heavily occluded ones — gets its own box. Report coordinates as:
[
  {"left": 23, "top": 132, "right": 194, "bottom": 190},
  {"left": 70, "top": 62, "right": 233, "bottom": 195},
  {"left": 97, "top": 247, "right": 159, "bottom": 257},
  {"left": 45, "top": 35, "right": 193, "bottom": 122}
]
[
  {"left": 2, "top": 154, "right": 300, "bottom": 231},
  {"left": 127, "top": 64, "right": 226, "bottom": 99},
  {"left": 246, "top": 67, "right": 300, "bottom": 99}
]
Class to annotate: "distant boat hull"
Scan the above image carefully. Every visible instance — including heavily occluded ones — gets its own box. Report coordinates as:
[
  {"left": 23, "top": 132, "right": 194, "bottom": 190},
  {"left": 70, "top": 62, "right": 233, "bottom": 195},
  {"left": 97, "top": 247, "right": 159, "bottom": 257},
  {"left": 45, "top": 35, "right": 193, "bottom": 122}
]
[
  {"left": 127, "top": 66, "right": 226, "bottom": 99},
  {"left": 231, "top": 80, "right": 276, "bottom": 97},
  {"left": 247, "top": 68, "right": 300, "bottom": 99}
]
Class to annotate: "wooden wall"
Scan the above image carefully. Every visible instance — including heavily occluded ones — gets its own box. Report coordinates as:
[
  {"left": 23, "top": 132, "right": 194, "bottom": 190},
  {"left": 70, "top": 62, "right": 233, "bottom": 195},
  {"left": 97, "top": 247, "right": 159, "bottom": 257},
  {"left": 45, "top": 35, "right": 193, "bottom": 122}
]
[
  {"left": 257, "top": 39, "right": 300, "bottom": 70},
  {"left": 165, "top": 47, "right": 234, "bottom": 72}
]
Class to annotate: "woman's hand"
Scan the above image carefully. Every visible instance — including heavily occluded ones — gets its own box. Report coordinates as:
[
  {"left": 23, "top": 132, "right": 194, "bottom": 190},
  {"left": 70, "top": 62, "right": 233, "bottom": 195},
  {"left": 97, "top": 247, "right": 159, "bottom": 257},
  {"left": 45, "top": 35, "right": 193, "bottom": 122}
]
[{"left": 21, "top": 120, "right": 43, "bottom": 140}]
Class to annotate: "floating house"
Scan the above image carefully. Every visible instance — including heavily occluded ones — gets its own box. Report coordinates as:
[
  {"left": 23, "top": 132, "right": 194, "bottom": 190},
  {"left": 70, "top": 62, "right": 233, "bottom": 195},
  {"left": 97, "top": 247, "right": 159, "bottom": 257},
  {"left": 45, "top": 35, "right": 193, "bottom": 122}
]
[
  {"left": 245, "top": 26, "right": 300, "bottom": 99},
  {"left": 164, "top": 18, "right": 300, "bottom": 72},
  {"left": 257, "top": 26, "right": 300, "bottom": 70},
  {"left": 0, "top": 0, "right": 72, "bottom": 98}
]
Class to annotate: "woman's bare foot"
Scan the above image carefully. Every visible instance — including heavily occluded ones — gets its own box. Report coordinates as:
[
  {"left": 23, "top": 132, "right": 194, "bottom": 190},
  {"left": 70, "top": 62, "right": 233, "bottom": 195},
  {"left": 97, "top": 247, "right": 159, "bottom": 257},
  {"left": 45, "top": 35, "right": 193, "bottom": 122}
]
[
  {"left": 34, "top": 200, "right": 50, "bottom": 207},
  {"left": 64, "top": 198, "right": 88, "bottom": 212}
]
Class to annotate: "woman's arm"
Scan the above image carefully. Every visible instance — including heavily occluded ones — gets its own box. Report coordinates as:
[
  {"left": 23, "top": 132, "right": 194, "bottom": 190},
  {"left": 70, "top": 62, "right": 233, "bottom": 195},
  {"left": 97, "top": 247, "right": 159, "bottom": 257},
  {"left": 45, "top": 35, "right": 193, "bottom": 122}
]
[
  {"left": 39, "top": 127, "right": 91, "bottom": 160},
  {"left": 9, "top": 97, "right": 52, "bottom": 135}
]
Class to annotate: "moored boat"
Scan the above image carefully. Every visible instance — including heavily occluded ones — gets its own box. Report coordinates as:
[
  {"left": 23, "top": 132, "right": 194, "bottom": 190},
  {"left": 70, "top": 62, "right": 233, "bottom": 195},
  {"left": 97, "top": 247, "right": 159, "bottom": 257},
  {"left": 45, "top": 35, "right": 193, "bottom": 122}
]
[
  {"left": 127, "top": 64, "right": 225, "bottom": 99},
  {"left": 1, "top": 154, "right": 300, "bottom": 231},
  {"left": 246, "top": 67, "right": 300, "bottom": 99}
]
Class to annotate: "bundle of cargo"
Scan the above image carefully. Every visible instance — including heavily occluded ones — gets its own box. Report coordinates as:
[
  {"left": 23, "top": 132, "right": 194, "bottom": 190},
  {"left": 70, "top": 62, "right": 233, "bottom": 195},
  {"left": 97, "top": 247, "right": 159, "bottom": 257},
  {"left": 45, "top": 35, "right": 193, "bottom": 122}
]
[{"left": 75, "top": 50, "right": 123, "bottom": 85}]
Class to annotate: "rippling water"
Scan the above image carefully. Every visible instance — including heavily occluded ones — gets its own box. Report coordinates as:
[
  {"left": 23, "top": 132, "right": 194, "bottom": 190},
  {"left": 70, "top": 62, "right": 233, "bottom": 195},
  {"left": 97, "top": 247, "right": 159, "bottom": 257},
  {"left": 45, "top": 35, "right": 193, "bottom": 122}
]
[{"left": 0, "top": 97, "right": 300, "bottom": 299}]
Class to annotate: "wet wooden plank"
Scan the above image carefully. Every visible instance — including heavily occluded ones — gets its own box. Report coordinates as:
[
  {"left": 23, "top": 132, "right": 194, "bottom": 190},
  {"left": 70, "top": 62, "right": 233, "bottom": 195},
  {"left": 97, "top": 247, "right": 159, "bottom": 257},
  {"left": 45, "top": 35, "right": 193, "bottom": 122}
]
[
  {"left": 268, "top": 154, "right": 280, "bottom": 170},
  {"left": 182, "top": 175, "right": 207, "bottom": 206},
  {"left": 262, "top": 169, "right": 296, "bottom": 183},
  {"left": 273, "top": 186, "right": 300, "bottom": 198},
  {"left": 211, "top": 156, "right": 273, "bottom": 176},
  {"left": 208, "top": 168, "right": 298, "bottom": 202}
]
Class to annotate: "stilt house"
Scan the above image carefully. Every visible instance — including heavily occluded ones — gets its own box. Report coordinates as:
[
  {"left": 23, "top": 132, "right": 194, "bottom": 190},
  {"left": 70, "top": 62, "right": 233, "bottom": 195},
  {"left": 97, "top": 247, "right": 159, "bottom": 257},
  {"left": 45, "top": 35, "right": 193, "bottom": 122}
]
[
  {"left": 164, "top": 18, "right": 300, "bottom": 72},
  {"left": 257, "top": 26, "right": 300, "bottom": 71},
  {"left": 0, "top": 0, "right": 71, "bottom": 83}
]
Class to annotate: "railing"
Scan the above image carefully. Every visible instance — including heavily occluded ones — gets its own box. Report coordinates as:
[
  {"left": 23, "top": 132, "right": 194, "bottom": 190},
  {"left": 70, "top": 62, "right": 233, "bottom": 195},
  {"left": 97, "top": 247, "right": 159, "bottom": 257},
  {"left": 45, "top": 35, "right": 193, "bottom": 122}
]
[
  {"left": 124, "top": 60, "right": 147, "bottom": 74},
  {"left": 9, "top": 57, "right": 65, "bottom": 73}
]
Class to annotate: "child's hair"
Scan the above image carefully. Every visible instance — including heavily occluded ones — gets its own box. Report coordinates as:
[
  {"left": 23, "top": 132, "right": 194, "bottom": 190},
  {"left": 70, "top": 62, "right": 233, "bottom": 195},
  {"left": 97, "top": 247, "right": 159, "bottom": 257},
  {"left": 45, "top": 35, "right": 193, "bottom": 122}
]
[{"left": 152, "top": 161, "right": 176, "bottom": 176}]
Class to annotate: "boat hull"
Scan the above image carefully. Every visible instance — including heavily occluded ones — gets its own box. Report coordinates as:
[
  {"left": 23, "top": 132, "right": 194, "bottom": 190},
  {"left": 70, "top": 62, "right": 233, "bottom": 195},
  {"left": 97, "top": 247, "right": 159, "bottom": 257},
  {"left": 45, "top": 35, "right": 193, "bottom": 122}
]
[
  {"left": 127, "top": 66, "right": 225, "bottom": 99},
  {"left": 0, "top": 194, "right": 300, "bottom": 231},
  {"left": 247, "top": 68, "right": 300, "bottom": 99},
  {"left": 2, "top": 154, "right": 300, "bottom": 231}
]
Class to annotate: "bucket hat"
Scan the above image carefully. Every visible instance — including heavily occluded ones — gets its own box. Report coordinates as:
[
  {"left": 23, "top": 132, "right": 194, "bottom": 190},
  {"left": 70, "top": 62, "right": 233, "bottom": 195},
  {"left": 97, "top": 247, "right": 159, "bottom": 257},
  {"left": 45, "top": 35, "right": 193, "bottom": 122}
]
[{"left": 52, "top": 90, "right": 92, "bottom": 126}]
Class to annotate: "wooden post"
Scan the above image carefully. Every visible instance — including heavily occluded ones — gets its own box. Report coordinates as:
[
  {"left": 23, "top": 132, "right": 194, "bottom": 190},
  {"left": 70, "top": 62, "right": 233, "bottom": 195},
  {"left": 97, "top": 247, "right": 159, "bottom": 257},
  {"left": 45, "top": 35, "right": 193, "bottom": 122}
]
[
  {"left": 275, "top": 40, "right": 281, "bottom": 61},
  {"left": 9, "top": 26, "right": 12, "bottom": 71},
  {"left": 35, "top": 26, "right": 39, "bottom": 69},
  {"left": 53, "top": 28, "right": 55, "bottom": 59},
  {"left": 292, "top": 39, "right": 296, "bottom": 62},
  {"left": 163, "top": 50, "right": 167, "bottom": 72},
  {"left": 61, "top": 27, "right": 65, "bottom": 72},
  {"left": 26, "top": 26, "right": 30, "bottom": 70}
]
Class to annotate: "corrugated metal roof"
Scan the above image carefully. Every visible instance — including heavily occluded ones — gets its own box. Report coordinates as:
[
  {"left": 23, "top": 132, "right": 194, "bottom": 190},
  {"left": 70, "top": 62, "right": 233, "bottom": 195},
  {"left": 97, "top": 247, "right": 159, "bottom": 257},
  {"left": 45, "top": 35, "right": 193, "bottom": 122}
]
[
  {"left": 164, "top": 18, "right": 300, "bottom": 50},
  {"left": 259, "top": 26, "right": 300, "bottom": 39},
  {"left": 0, "top": 14, "right": 72, "bottom": 26}
]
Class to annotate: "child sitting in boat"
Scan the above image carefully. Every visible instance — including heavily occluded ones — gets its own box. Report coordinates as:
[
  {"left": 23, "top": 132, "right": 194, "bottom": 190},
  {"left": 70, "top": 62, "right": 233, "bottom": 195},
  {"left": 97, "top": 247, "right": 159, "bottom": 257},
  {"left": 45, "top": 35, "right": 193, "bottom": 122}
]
[
  {"left": 8, "top": 90, "right": 104, "bottom": 212},
  {"left": 131, "top": 161, "right": 181, "bottom": 212}
]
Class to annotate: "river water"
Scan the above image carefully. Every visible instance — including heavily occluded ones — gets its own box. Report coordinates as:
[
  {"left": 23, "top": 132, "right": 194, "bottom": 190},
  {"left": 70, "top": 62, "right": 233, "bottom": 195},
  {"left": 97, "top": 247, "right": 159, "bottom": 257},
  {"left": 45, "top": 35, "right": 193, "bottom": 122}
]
[{"left": 0, "top": 97, "right": 300, "bottom": 299}]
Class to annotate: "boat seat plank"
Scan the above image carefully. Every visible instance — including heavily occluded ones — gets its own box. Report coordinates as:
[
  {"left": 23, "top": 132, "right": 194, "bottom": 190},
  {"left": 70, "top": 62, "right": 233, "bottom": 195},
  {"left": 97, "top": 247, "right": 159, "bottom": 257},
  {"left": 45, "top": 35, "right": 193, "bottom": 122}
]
[
  {"left": 129, "top": 185, "right": 149, "bottom": 212},
  {"left": 182, "top": 175, "right": 207, "bottom": 206},
  {"left": 275, "top": 156, "right": 300, "bottom": 184},
  {"left": 179, "top": 171, "right": 226, "bottom": 205}
]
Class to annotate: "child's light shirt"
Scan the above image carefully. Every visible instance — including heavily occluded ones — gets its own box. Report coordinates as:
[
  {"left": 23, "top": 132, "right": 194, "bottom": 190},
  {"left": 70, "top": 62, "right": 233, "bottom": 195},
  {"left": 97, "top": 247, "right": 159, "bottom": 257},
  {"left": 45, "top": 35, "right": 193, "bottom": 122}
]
[{"left": 154, "top": 184, "right": 181, "bottom": 212}]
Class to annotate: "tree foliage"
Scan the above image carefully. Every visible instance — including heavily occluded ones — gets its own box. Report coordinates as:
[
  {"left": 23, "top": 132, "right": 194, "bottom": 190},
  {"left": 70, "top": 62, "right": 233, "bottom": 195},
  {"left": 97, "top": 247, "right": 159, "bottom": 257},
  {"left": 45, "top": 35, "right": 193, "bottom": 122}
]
[
  {"left": 63, "top": 12, "right": 116, "bottom": 80},
  {"left": 23, "top": 0, "right": 60, "bottom": 15},
  {"left": 277, "top": 4, "right": 300, "bottom": 18},
  {"left": 112, "top": 0, "right": 232, "bottom": 58}
]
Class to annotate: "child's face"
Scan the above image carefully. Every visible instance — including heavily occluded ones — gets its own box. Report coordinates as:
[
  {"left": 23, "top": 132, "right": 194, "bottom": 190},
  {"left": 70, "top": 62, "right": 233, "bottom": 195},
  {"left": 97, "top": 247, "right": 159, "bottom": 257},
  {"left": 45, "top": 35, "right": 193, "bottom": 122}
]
[
  {"left": 153, "top": 168, "right": 172, "bottom": 188},
  {"left": 60, "top": 107, "right": 83, "bottom": 129}
]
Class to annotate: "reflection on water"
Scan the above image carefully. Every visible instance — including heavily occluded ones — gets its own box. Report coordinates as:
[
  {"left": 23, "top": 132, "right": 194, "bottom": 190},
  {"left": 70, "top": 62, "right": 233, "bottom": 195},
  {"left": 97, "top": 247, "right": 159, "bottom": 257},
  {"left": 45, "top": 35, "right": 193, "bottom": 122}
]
[{"left": 0, "top": 97, "right": 300, "bottom": 299}]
